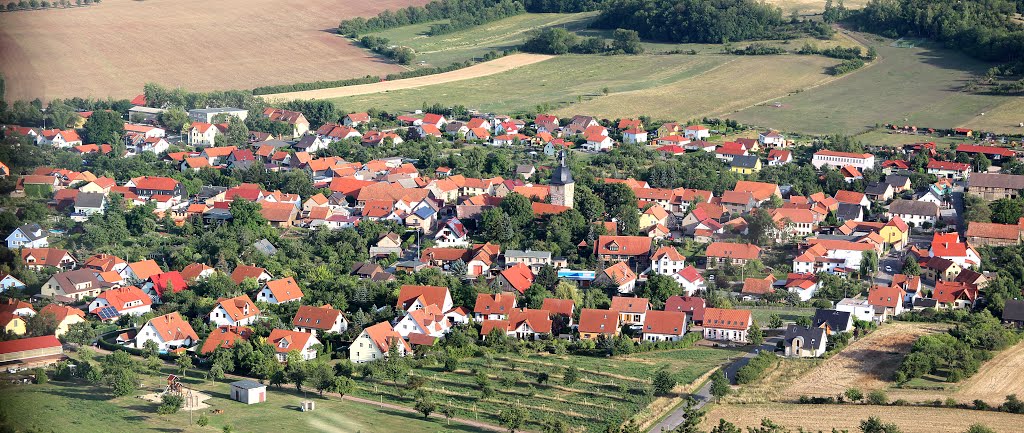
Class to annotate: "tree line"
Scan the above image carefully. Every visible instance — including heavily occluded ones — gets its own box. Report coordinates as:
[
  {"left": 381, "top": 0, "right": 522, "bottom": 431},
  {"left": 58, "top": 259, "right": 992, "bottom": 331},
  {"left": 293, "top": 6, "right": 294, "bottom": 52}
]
[
  {"left": 3, "top": 0, "right": 97, "bottom": 12},
  {"left": 520, "top": 27, "right": 642, "bottom": 54},
  {"left": 337, "top": 0, "right": 525, "bottom": 37},
  {"left": 522, "top": 0, "right": 606, "bottom": 12},
  {"left": 592, "top": 0, "right": 799, "bottom": 44},
  {"left": 358, "top": 35, "right": 416, "bottom": 65}
]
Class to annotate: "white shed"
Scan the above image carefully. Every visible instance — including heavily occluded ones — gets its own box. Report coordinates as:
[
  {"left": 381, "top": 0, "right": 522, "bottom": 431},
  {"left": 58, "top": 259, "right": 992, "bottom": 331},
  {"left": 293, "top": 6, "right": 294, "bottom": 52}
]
[{"left": 230, "top": 380, "right": 266, "bottom": 404}]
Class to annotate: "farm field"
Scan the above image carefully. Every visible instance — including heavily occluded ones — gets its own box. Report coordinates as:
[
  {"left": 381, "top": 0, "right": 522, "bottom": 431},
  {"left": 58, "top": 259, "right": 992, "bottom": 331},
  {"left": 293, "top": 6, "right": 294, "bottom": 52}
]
[
  {"left": 0, "top": 0, "right": 428, "bottom": 101},
  {"left": 344, "top": 347, "right": 739, "bottom": 432},
  {"left": 886, "top": 341, "right": 1024, "bottom": 405},
  {"left": 367, "top": 12, "right": 597, "bottom": 67},
  {"left": 781, "top": 322, "right": 946, "bottom": 399},
  {"left": 852, "top": 130, "right": 967, "bottom": 149},
  {"left": 328, "top": 53, "right": 840, "bottom": 119},
  {"left": 764, "top": 0, "right": 867, "bottom": 14},
  {"left": 730, "top": 33, "right": 1014, "bottom": 135},
  {"left": 958, "top": 97, "right": 1024, "bottom": 135},
  {"left": 0, "top": 370, "right": 481, "bottom": 433},
  {"left": 702, "top": 403, "right": 1023, "bottom": 433}
]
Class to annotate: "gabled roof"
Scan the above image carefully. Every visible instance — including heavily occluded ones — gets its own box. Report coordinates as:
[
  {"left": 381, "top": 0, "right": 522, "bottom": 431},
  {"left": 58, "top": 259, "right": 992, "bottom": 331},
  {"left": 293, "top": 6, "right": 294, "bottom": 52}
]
[
  {"left": 96, "top": 286, "right": 151, "bottom": 312},
  {"left": 39, "top": 303, "right": 85, "bottom": 323},
  {"left": 702, "top": 308, "right": 752, "bottom": 331},
  {"left": 541, "top": 298, "right": 574, "bottom": 317},
  {"left": 0, "top": 335, "right": 61, "bottom": 356},
  {"left": 292, "top": 305, "right": 345, "bottom": 331},
  {"left": 263, "top": 277, "right": 304, "bottom": 302},
  {"left": 642, "top": 310, "right": 687, "bottom": 336},
  {"left": 577, "top": 309, "right": 620, "bottom": 334},
  {"left": 675, "top": 266, "right": 704, "bottom": 284},
  {"left": 499, "top": 263, "right": 534, "bottom": 294},
  {"left": 610, "top": 296, "right": 649, "bottom": 313},
  {"left": 664, "top": 296, "right": 705, "bottom": 321},
  {"left": 868, "top": 285, "right": 905, "bottom": 308},
  {"left": 397, "top": 285, "right": 450, "bottom": 310},
  {"left": 267, "top": 328, "right": 315, "bottom": 354},
  {"left": 146, "top": 312, "right": 198, "bottom": 343},
  {"left": 127, "top": 259, "right": 162, "bottom": 281},
  {"left": 594, "top": 235, "right": 652, "bottom": 257},
  {"left": 180, "top": 263, "right": 214, "bottom": 281},
  {"left": 230, "top": 265, "right": 269, "bottom": 284},
  {"left": 200, "top": 325, "right": 253, "bottom": 355},
  {"left": 601, "top": 262, "right": 637, "bottom": 285},
  {"left": 216, "top": 295, "right": 260, "bottom": 321},
  {"left": 474, "top": 293, "right": 517, "bottom": 315},
  {"left": 705, "top": 242, "right": 761, "bottom": 260},
  {"left": 362, "top": 321, "right": 411, "bottom": 353},
  {"left": 651, "top": 246, "right": 685, "bottom": 262},
  {"left": 21, "top": 248, "right": 73, "bottom": 268},
  {"left": 150, "top": 271, "right": 188, "bottom": 298}
]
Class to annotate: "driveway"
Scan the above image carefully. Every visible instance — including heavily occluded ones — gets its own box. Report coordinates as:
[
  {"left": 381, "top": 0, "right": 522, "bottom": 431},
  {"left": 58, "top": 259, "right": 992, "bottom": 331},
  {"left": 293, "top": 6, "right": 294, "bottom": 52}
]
[{"left": 648, "top": 336, "right": 783, "bottom": 432}]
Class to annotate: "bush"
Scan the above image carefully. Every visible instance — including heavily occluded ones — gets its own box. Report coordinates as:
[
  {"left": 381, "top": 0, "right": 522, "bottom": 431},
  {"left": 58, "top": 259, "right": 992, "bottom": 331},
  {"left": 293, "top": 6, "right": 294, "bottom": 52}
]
[
  {"left": 735, "top": 351, "right": 774, "bottom": 384},
  {"left": 157, "top": 393, "right": 184, "bottom": 414},
  {"left": 197, "top": 414, "right": 209, "bottom": 427},
  {"left": 845, "top": 388, "right": 863, "bottom": 402},
  {"left": 829, "top": 59, "right": 865, "bottom": 75},
  {"left": 1002, "top": 394, "right": 1024, "bottom": 414},
  {"left": 867, "top": 389, "right": 888, "bottom": 405},
  {"left": 33, "top": 368, "right": 47, "bottom": 384}
]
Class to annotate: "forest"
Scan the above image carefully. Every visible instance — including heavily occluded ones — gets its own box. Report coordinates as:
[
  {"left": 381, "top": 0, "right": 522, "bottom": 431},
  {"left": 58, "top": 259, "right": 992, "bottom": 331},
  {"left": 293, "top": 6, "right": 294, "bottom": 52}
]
[{"left": 336, "top": 0, "right": 525, "bottom": 37}]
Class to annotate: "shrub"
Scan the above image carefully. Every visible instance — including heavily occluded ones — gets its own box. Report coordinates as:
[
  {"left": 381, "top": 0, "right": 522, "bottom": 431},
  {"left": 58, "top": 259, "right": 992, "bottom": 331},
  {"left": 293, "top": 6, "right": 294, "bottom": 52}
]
[
  {"left": 845, "top": 388, "right": 864, "bottom": 402},
  {"left": 1002, "top": 394, "right": 1024, "bottom": 414},
  {"left": 735, "top": 351, "right": 774, "bottom": 384},
  {"left": 867, "top": 389, "right": 888, "bottom": 405},
  {"left": 157, "top": 393, "right": 184, "bottom": 414}
]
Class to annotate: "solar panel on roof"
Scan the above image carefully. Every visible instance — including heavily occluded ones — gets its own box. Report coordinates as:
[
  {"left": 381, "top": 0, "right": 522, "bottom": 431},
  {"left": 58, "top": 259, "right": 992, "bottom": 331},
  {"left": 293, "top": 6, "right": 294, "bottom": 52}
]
[{"left": 97, "top": 306, "right": 120, "bottom": 320}]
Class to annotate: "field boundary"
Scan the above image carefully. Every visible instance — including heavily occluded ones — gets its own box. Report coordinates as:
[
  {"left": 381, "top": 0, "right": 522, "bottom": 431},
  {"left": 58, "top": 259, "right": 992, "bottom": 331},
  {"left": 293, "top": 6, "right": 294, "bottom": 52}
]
[{"left": 261, "top": 53, "right": 553, "bottom": 102}]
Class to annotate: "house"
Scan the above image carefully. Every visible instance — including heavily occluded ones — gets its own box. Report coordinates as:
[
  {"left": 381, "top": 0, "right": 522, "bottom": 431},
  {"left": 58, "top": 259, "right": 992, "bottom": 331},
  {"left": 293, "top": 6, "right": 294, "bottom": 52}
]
[
  {"left": 480, "top": 308, "right": 553, "bottom": 340},
  {"left": 640, "top": 205, "right": 670, "bottom": 229},
  {"left": 188, "top": 107, "right": 248, "bottom": 123},
  {"left": 267, "top": 329, "right": 320, "bottom": 362},
  {"left": 639, "top": 310, "right": 687, "bottom": 342},
  {"left": 578, "top": 309, "right": 621, "bottom": 340},
  {"left": 929, "top": 233, "right": 981, "bottom": 269},
  {"left": 230, "top": 265, "right": 273, "bottom": 285},
  {"left": 128, "top": 176, "right": 186, "bottom": 199},
  {"left": 759, "top": 130, "right": 785, "bottom": 147},
  {"left": 932, "top": 281, "right": 978, "bottom": 309},
  {"left": 134, "top": 312, "right": 199, "bottom": 351},
  {"left": 730, "top": 155, "right": 762, "bottom": 174},
  {"left": 72, "top": 192, "right": 106, "bottom": 218},
  {"left": 583, "top": 133, "right": 614, "bottom": 152},
  {"left": 884, "top": 174, "right": 912, "bottom": 193},
  {"left": 596, "top": 262, "right": 638, "bottom": 293},
  {"left": 664, "top": 295, "right": 706, "bottom": 324},
  {"left": 966, "top": 222, "right": 1023, "bottom": 246},
  {"left": 783, "top": 325, "right": 827, "bottom": 358},
  {"left": 651, "top": 246, "right": 686, "bottom": 276},
  {"left": 1002, "top": 299, "right": 1024, "bottom": 328},
  {"left": 868, "top": 285, "right": 906, "bottom": 319},
  {"left": 733, "top": 181, "right": 781, "bottom": 203},
  {"left": 767, "top": 149, "right": 792, "bottom": 166},
  {"left": 793, "top": 238, "right": 877, "bottom": 274},
  {"left": 257, "top": 277, "right": 304, "bottom": 305},
  {"left": 927, "top": 160, "right": 971, "bottom": 180},
  {"left": 887, "top": 200, "right": 939, "bottom": 227},
  {"left": 40, "top": 129, "right": 83, "bottom": 148},
  {"left": 0, "top": 273, "right": 27, "bottom": 292},
  {"left": 836, "top": 298, "right": 876, "bottom": 323},
  {"left": 263, "top": 108, "right": 310, "bottom": 138},
  {"left": 0, "top": 313, "right": 27, "bottom": 336},
  {"left": 623, "top": 128, "right": 648, "bottom": 144},
  {"left": 705, "top": 242, "right": 761, "bottom": 269},
  {"left": 683, "top": 125, "right": 710, "bottom": 140},
  {"left": 610, "top": 296, "right": 649, "bottom": 326},
  {"left": 0, "top": 300, "right": 33, "bottom": 318},
  {"left": 189, "top": 122, "right": 221, "bottom": 146},
  {"left": 956, "top": 144, "right": 1014, "bottom": 160},
  {"left": 230, "top": 380, "right": 266, "bottom": 405},
  {"left": 395, "top": 304, "right": 451, "bottom": 338},
  {"left": 920, "top": 256, "right": 962, "bottom": 282},
  {"left": 38, "top": 304, "right": 85, "bottom": 337},
  {"left": 541, "top": 298, "right": 575, "bottom": 328},
  {"left": 121, "top": 259, "right": 162, "bottom": 283},
  {"left": 350, "top": 322, "right": 410, "bottom": 363},
  {"left": 742, "top": 275, "right": 776, "bottom": 298},
  {"left": 672, "top": 266, "right": 706, "bottom": 296},
  {"left": 292, "top": 305, "right": 348, "bottom": 335},
  {"left": 434, "top": 217, "right": 469, "bottom": 247},
  {"left": 41, "top": 269, "right": 102, "bottom": 301},
  {"left": 811, "top": 150, "right": 875, "bottom": 171},
  {"left": 968, "top": 173, "right": 1024, "bottom": 200},
  {"left": 812, "top": 309, "right": 853, "bottom": 334},
  {"left": 343, "top": 112, "right": 371, "bottom": 126},
  {"left": 209, "top": 295, "right": 261, "bottom": 327},
  {"left": 6, "top": 223, "right": 49, "bottom": 249},
  {"left": 474, "top": 293, "right": 517, "bottom": 321},
  {"left": 88, "top": 286, "right": 152, "bottom": 319},
  {"left": 785, "top": 273, "right": 819, "bottom": 302},
  {"left": 21, "top": 248, "right": 76, "bottom": 271},
  {"left": 200, "top": 326, "right": 254, "bottom": 355},
  {"left": 504, "top": 250, "right": 554, "bottom": 272},
  {"left": 0, "top": 336, "right": 64, "bottom": 367},
  {"left": 397, "top": 285, "right": 454, "bottom": 313},
  {"left": 864, "top": 182, "right": 894, "bottom": 202},
  {"left": 494, "top": 262, "right": 534, "bottom": 294},
  {"left": 702, "top": 308, "right": 752, "bottom": 343},
  {"left": 593, "top": 235, "right": 652, "bottom": 266}
]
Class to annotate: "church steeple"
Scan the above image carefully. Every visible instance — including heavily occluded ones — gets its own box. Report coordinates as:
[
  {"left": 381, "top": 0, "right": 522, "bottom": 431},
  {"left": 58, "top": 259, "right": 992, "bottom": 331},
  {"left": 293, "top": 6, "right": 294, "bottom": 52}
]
[
  {"left": 550, "top": 150, "right": 575, "bottom": 208},
  {"left": 550, "top": 150, "right": 574, "bottom": 186}
]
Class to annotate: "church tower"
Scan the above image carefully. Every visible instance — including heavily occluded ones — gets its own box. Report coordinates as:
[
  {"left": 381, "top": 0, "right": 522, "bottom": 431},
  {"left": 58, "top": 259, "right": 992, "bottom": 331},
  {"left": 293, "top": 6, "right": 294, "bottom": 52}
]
[{"left": 550, "top": 150, "right": 575, "bottom": 208}]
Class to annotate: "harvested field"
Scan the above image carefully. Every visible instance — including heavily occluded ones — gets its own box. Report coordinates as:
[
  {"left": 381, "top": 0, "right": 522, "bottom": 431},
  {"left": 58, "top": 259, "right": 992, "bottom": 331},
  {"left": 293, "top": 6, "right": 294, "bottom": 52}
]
[
  {"left": 262, "top": 53, "right": 553, "bottom": 102},
  {"left": 0, "top": 0, "right": 428, "bottom": 101},
  {"left": 889, "top": 341, "right": 1024, "bottom": 405},
  {"left": 703, "top": 403, "right": 1022, "bottom": 433},
  {"left": 764, "top": 0, "right": 867, "bottom": 14},
  {"left": 958, "top": 98, "right": 1024, "bottom": 135},
  {"left": 782, "top": 322, "right": 946, "bottom": 399}
]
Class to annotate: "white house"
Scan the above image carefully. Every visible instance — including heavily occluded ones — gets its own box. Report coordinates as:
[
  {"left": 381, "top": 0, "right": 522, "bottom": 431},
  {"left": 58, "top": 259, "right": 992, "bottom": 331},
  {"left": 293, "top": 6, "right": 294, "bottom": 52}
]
[
  {"left": 811, "top": 150, "right": 876, "bottom": 171},
  {"left": 256, "top": 277, "right": 304, "bottom": 305},
  {"left": 683, "top": 125, "right": 710, "bottom": 140},
  {"left": 394, "top": 304, "right": 451, "bottom": 338},
  {"left": 350, "top": 321, "right": 411, "bottom": 364},
  {"left": 650, "top": 246, "right": 686, "bottom": 276},
  {"left": 473, "top": 293, "right": 517, "bottom": 321},
  {"left": 0, "top": 273, "right": 27, "bottom": 292},
  {"left": 189, "top": 122, "right": 220, "bottom": 146},
  {"left": 292, "top": 304, "right": 348, "bottom": 335},
  {"left": 208, "top": 295, "right": 261, "bottom": 327},
  {"left": 88, "top": 286, "right": 152, "bottom": 319},
  {"left": 835, "top": 298, "right": 875, "bottom": 323},
  {"left": 6, "top": 224, "right": 49, "bottom": 249},
  {"left": 584, "top": 135, "right": 614, "bottom": 152},
  {"left": 758, "top": 130, "right": 785, "bottom": 147},
  {"left": 887, "top": 200, "right": 939, "bottom": 227},
  {"left": 434, "top": 218, "right": 469, "bottom": 247},
  {"left": 701, "top": 308, "right": 751, "bottom": 343},
  {"left": 672, "top": 266, "right": 706, "bottom": 296},
  {"left": 610, "top": 296, "right": 649, "bottom": 326},
  {"left": 134, "top": 312, "right": 198, "bottom": 351},
  {"left": 783, "top": 325, "right": 827, "bottom": 358},
  {"left": 622, "top": 128, "right": 648, "bottom": 144},
  {"left": 640, "top": 310, "right": 688, "bottom": 342},
  {"left": 267, "top": 329, "right": 320, "bottom": 362}
]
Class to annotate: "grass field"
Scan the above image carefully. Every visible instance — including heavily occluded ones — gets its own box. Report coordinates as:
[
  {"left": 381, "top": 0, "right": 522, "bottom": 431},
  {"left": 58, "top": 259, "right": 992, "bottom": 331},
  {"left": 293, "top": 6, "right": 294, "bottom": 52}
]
[
  {"left": 343, "top": 347, "right": 739, "bottom": 432},
  {"left": 702, "top": 402, "right": 1023, "bottom": 433},
  {"left": 958, "top": 98, "right": 1024, "bottom": 135},
  {"left": 852, "top": 130, "right": 967, "bottom": 149},
  {"left": 730, "top": 32, "right": 1014, "bottom": 135},
  {"left": 0, "top": 371, "right": 480, "bottom": 433},
  {"left": 368, "top": 12, "right": 596, "bottom": 67},
  {"left": 0, "top": 0, "right": 428, "bottom": 101},
  {"left": 736, "top": 307, "right": 816, "bottom": 326},
  {"left": 782, "top": 322, "right": 947, "bottom": 399}
]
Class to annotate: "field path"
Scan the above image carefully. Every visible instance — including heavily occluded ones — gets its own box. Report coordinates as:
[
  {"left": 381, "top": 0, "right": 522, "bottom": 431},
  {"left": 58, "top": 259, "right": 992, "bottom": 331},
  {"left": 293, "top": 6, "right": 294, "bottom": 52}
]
[{"left": 262, "top": 53, "right": 553, "bottom": 102}]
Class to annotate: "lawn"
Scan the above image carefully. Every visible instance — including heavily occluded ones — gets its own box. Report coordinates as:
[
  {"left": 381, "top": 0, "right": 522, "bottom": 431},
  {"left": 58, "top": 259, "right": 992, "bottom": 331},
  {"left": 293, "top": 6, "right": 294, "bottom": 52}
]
[
  {"left": 957, "top": 97, "right": 1024, "bottom": 135},
  {"left": 730, "top": 31, "right": 1015, "bottom": 135},
  {"left": 852, "top": 130, "right": 966, "bottom": 149},
  {"left": 0, "top": 372, "right": 477, "bottom": 433},
  {"left": 344, "top": 347, "right": 739, "bottom": 432},
  {"left": 368, "top": 12, "right": 597, "bottom": 67},
  {"left": 736, "top": 307, "right": 816, "bottom": 326}
]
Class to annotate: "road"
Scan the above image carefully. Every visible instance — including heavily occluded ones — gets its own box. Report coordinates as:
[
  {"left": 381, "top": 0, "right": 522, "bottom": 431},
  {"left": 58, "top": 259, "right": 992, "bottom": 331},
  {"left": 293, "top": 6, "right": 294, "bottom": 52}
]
[{"left": 648, "top": 336, "right": 783, "bottom": 433}]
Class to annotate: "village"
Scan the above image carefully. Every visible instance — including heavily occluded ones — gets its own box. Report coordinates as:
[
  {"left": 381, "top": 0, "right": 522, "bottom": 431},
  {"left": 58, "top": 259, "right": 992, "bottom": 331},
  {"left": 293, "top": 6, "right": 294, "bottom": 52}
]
[{"left": 1, "top": 94, "right": 1023, "bottom": 433}]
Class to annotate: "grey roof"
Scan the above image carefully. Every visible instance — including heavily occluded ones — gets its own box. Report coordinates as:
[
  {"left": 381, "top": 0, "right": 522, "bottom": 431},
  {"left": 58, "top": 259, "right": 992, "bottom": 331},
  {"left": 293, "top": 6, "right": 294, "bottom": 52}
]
[
  {"left": 889, "top": 199, "right": 938, "bottom": 217},
  {"left": 293, "top": 135, "right": 319, "bottom": 149},
  {"left": 836, "top": 203, "right": 863, "bottom": 221},
  {"left": 730, "top": 155, "right": 760, "bottom": 168},
  {"left": 914, "top": 298, "right": 938, "bottom": 308},
  {"left": 253, "top": 239, "right": 277, "bottom": 256},
  {"left": 1002, "top": 299, "right": 1024, "bottom": 322},
  {"left": 51, "top": 269, "right": 102, "bottom": 294},
  {"left": 190, "top": 107, "right": 246, "bottom": 114},
  {"left": 813, "top": 309, "right": 851, "bottom": 332},
  {"left": 261, "top": 140, "right": 292, "bottom": 148},
  {"left": 198, "top": 186, "right": 228, "bottom": 200},
  {"left": 515, "top": 164, "right": 535, "bottom": 175},
  {"left": 550, "top": 151, "right": 574, "bottom": 186},
  {"left": 505, "top": 249, "right": 552, "bottom": 260},
  {"left": 969, "top": 173, "right": 1024, "bottom": 190},
  {"left": 884, "top": 174, "right": 910, "bottom": 187},
  {"left": 14, "top": 223, "right": 46, "bottom": 242},
  {"left": 784, "top": 325, "right": 827, "bottom": 347},
  {"left": 414, "top": 206, "right": 436, "bottom": 218},
  {"left": 395, "top": 260, "right": 426, "bottom": 268},
  {"left": 75, "top": 192, "right": 106, "bottom": 208},
  {"left": 864, "top": 182, "right": 892, "bottom": 196},
  {"left": 230, "top": 379, "right": 266, "bottom": 390}
]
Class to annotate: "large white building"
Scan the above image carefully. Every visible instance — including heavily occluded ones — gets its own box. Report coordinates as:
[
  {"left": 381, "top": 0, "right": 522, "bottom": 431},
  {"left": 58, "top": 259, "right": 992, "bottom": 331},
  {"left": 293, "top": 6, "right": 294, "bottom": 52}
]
[{"left": 811, "top": 150, "right": 875, "bottom": 171}]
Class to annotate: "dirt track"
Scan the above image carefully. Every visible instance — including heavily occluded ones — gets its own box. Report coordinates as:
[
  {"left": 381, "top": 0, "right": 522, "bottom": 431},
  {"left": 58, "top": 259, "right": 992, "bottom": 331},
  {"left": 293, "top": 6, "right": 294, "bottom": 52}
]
[{"left": 261, "top": 53, "right": 554, "bottom": 102}]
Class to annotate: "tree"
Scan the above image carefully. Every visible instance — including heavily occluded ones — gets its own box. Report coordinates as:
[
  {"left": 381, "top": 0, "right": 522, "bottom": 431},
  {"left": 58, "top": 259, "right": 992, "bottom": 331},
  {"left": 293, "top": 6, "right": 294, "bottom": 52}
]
[
  {"left": 331, "top": 376, "right": 355, "bottom": 398},
  {"left": 709, "top": 370, "right": 730, "bottom": 402},
  {"left": 498, "top": 405, "right": 528, "bottom": 433},
  {"left": 973, "top": 154, "right": 990, "bottom": 173},
  {"left": 963, "top": 425, "right": 996, "bottom": 433},
  {"left": 902, "top": 256, "right": 921, "bottom": 276},
  {"left": 861, "top": 249, "right": 878, "bottom": 281},
  {"left": 709, "top": 419, "right": 742, "bottom": 433},
  {"left": 286, "top": 357, "right": 308, "bottom": 392},
  {"left": 859, "top": 416, "right": 902, "bottom": 433},
  {"left": 768, "top": 313, "right": 783, "bottom": 329},
  {"left": 83, "top": 109, "right": 125, "bottom": 145},
  {"left": 673, "top": 397, "right": 704, "bottom": 433},
  {"left": 158, "top": 108, "right": 189, "bottom": 133},
  {"left": 176, "top": 355, "right": 193, "bottom": 378},
  {"left": 414, "top": 396, "right": 436, "bottom": 419},
  {"left": 845, "top": 387, "right": 864, "bottom": 402},
  {"left": 563, "top": 366, "right": 579, "bottom": 385},
  {"left": 158, "top": 393, "right": 185, "bottom": 414},
  {"left": 382, "top": 342, "right": 409, "bottom": 385},
  {"left": 795, "top": 316, "right": 813, "bottom": 328},
  {"left": 63, "top": 321, "right": 97, "bottom": 345},
  {"left": 746, "top": 208, "right": 776, "bottom": 246},
  {"left": 143, "top": 340, "right": 160, "bottom": 358},
  {"left": 749, "top": 323, "right": 764, "bottom": 346},
  {"left": 108, "top": 367, "right": 139, "bottom": 397},
  {"left": 611, "top": 28, "right": 643, "bottom": 54},
  {"left": 225, "top": 116, "right": 249, "bottom": 147},
  {"left": 652, "top": 368, "right": 677, "bottom": 395},
  {"left": 309, "top": 362, "right": 335, "bottom": 396},
  {"left": 866, "top": 389, "right": 888, "bottom": 405}
]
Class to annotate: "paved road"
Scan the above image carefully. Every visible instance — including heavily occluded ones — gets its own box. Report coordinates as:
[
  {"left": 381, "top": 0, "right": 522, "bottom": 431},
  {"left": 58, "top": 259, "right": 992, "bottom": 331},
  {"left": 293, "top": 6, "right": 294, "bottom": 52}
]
[{"left": 648, "top": 336, "right": 783, "bottom": 433}]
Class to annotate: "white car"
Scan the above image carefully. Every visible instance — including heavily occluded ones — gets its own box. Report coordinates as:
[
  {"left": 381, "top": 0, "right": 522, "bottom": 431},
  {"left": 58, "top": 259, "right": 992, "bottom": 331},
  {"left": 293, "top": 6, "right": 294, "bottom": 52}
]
[{"left": 885, "top": 266, "right": 892, "bottom": 272}]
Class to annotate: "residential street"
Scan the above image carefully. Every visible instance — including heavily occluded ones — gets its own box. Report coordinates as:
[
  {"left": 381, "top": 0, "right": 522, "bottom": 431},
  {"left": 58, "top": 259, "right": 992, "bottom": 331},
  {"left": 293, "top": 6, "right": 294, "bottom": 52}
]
[{"left": 648, "top": 335, "right": 784, "bottom": 433}]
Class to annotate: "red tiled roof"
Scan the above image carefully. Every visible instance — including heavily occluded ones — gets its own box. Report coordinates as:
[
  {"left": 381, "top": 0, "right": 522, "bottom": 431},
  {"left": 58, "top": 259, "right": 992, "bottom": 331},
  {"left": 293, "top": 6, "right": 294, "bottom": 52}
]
[
  {"left": 702, "top": 308, "right": 751, "bottom": 331},
  {"left": 868, "top": 285, "right": 905, "bottom": 308},
  {"left": 926, "top": 159, "right": 970, "bottom": 171},
  {"left": 292, "top": 305, "right": 344, "bottom": 331},
  {"left": 814, "top": 149, "right": 873, "bottom": 159},
  {"left": 578, "top": 309, "right": 620, "bottom": 334},
  {"left": 264, "top": 277, "right": 303, "bottom": 302},
  {"left": 705, "top": 242, "right": 761, "bottom": 260},
  {"left": 664, "top": 296, "right": 705, "bottom": 321},
  {"left": 0, "top": 335, "right": 61, "bottom": 355},
  {"left": 398, "top": 285, "right": 450, "bottom": 310},
  {"left": 594, "top": 235, "right": 652, "bottom": 257},
  {"left": 610, "top": 296, "right": 649, "bottom": 313},
  {"left": 966, "top": 222, "right": 1021, "bottom": 241},
  {"left": 642, "top": 310, "right": 686, "bottom": 335},
  {"left": 231, "top": 265, "right": 268, "bottom": 285},
  {"left": 956, "top": 144, "right": 1014, "bottom": 157},
  {"left": 267, "top": 329, "right": 314, "bottom": 354},
  {"left": 541, "top": 298, "right": 574, "bottom": 317},
  {"left": 474, "top": 293, "right": 517, "bottom": 315},
  {"left": 147, "top": 312, "right": 198, "bottom": 342},
  {"left": 200, "top": 325, "right": 252, "bottom": 354},
  {"left": 499, "top": 263, "right": 534, "bottom": 294},
  {"left": 363, "top": 321, "right": 411, "bottom": 353}
]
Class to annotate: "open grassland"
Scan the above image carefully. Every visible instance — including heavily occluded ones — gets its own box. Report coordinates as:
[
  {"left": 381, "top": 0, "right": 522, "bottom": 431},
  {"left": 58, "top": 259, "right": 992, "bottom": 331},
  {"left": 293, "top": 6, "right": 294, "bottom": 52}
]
[
  {"left": 369, "top": 12, "right": 596, "bottom": 67},
  {"left": 328, "top": 54, "right": 841, "bottom": 120},
  {"left": 0, "top": 0, "right": 428, "bottom": 101},
  {"left": 958, "top": 98, "right": 1024, "bottom": 135},
  {"left": 852, "top": 130, "right": 967, "bottom": 149},
  {"left": 0, "top": 371, "right": 481, "bottom": 433},
  {"left": 732, "top": 307, "right": 816, "bottom": 327},
  {"left": 731, "top": 32, "right": 1014, "bottom": 135},
  {"left": 345, "top": 347, "right": 738, "bottom": 432},
  {"left": 702, "top": 403, "right": 1022, "bottom": 433},
  {"left": 782, "top": 322, "right": 947, "bottom": 399}
]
